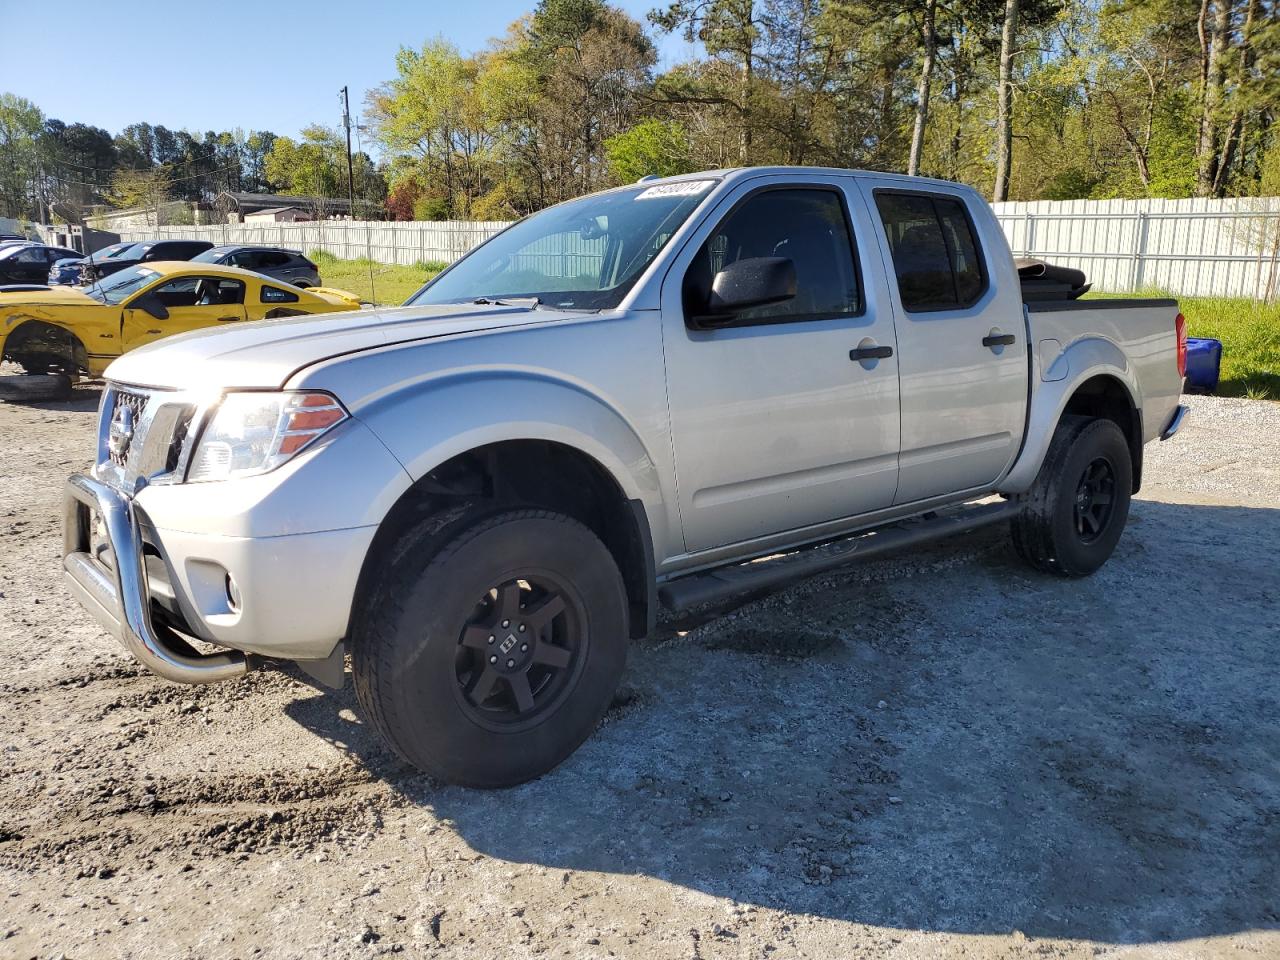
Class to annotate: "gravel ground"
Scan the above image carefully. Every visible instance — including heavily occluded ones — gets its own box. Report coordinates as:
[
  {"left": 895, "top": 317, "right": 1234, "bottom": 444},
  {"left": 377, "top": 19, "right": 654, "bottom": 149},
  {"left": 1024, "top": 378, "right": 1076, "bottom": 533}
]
[{"left": 0, "top": 389, "right": 1277, "bottom": 960}]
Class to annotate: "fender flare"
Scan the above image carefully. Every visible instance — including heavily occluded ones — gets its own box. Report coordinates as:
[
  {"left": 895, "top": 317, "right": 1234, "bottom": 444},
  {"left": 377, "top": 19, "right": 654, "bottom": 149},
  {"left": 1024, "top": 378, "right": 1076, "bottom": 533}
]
[
  {"left": 351, "top": 368, "right": 675, "bottom": 560},
  {"left": 998, "top": 337, "right": 1141, "bottom": 495}
]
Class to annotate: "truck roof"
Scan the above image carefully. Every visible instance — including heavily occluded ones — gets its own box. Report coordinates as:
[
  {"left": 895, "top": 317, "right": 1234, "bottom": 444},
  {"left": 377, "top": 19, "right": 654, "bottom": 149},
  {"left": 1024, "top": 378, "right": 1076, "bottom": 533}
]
[{"left": 641, "top": 166, "right": 983, "bottom": 194}]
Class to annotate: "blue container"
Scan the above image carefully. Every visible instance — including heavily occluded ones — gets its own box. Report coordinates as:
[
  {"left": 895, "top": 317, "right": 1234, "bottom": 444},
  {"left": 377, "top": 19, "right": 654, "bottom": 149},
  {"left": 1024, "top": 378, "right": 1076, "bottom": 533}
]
[{"left": 1184, "top": 337, "right": 1222, "bottom": 394}]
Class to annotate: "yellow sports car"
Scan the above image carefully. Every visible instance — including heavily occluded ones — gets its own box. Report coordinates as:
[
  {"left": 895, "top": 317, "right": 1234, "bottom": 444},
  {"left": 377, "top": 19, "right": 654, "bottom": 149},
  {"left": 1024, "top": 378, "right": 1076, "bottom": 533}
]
[{"left": 0, "top": 261, "right": 363, "bottom": 378}]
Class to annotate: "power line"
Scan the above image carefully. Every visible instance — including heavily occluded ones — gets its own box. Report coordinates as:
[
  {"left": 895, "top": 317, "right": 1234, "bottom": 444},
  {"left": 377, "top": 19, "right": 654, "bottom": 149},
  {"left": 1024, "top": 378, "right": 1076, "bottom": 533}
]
[{"left": 42, "top": 160, "right": 244, "bottom": 190}]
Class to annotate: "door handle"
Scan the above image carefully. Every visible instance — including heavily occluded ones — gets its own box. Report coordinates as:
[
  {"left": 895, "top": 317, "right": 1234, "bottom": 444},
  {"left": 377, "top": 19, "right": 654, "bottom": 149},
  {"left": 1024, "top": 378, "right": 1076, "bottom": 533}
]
[
  {"left": 145, "top": 329, "right": 161, "bottom": 335},
  {"left": 849, "top": 345, "right": 893, "bottom": 361},
  {"left": 216, "top": 315, "right": 240, "bottom": 322},
  {"left": 983, "top": 333, "right": 1016, "bottom": 347}
]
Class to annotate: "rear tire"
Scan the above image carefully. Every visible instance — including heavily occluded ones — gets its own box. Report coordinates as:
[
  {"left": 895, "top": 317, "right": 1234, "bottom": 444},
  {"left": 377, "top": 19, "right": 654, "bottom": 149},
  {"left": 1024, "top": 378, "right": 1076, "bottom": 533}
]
[
  {"left": 1011, "top": 415, "right": 1132, "bottom": 577},
  {"left": 351, "top": 508, "right": 628, "bottom": 788}
]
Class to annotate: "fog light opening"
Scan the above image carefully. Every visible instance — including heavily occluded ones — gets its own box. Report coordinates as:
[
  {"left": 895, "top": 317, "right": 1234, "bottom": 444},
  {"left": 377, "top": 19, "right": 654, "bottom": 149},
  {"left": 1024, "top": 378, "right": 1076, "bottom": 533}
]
[{"left": 225, "top": 574, "right": 241, "bottom": 613}]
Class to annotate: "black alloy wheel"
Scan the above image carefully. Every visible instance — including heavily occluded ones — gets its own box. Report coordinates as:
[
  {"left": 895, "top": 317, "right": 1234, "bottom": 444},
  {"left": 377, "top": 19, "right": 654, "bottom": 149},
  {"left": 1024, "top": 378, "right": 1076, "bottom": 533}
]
[
  {"left": 454, "top": 575, "right": 584, "bottom": 731},
  {"left": 1073, "top": 456, "right": 1116, "bottom": 543}
]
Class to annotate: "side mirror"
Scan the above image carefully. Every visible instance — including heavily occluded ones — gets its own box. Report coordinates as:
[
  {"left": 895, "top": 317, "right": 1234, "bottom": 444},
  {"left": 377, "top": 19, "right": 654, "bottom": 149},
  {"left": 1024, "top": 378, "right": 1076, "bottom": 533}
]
[
  {"left": 135, "top": 294, "right": 169, "bottom": 320},
  {"left": 694, "top": 257, "right": 797, "bottom": 327}
]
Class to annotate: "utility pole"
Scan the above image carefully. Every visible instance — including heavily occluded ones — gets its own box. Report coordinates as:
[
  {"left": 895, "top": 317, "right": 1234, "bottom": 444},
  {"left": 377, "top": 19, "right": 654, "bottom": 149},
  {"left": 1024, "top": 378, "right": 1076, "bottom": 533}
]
[{"left": 340, "top": 85, "right": 356, "bottom": 220}]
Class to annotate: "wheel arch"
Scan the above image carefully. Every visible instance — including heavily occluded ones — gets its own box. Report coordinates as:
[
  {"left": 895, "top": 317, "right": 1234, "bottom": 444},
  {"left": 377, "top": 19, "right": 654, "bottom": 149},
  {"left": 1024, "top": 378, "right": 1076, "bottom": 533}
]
[
  {"left": 1000, "top": 341, "right": 1144, "bottom": 495},
  {"left": 0, "top": 318, "right": 89, "bottom": 374},
  {"left": 1058, "top": 373, "right": 1143, "bottom": 492},
  {"left": 348, "top": 438, "right": 658, "bottom": 643}
]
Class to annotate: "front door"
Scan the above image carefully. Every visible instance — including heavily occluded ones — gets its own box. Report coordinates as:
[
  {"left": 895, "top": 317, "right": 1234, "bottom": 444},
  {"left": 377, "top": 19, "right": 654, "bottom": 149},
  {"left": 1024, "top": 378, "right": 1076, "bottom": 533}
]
[
  {"left": 662, "top": 177, "right": 902, "bottom": 555},
  {"left": 863, "top": 186, "right": 1028, "bottom": 505},
  {"left": 121, "top": 276, "right": 247, "bottom": 351}
]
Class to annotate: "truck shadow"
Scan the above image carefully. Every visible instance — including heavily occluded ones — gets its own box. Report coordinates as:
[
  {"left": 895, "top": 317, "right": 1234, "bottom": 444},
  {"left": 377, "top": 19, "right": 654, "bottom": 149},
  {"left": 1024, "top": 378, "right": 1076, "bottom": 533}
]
[{"left": 285, "top": 498, "right": 1280, "bottom": 944}]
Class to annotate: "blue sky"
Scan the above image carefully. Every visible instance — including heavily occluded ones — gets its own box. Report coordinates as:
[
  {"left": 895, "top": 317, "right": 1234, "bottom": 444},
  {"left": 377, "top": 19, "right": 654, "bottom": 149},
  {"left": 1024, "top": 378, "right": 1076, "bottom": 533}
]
[{"left": 0, "top": 0, "right": 698, "bottom": 141}]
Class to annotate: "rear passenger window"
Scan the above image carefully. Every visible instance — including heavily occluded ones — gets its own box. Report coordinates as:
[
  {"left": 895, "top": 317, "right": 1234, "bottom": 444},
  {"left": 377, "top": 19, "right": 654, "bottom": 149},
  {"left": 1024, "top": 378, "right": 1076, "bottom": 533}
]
[{"left": 875, "top": 192, "right": 986, "bottom": 311}]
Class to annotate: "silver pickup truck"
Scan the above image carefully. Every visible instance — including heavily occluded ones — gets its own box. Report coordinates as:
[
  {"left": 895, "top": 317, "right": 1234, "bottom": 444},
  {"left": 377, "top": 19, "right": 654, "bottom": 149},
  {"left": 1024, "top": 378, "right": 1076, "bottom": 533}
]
[{"left": 62, "top": 168, "right": 1188, "bottom": 787}]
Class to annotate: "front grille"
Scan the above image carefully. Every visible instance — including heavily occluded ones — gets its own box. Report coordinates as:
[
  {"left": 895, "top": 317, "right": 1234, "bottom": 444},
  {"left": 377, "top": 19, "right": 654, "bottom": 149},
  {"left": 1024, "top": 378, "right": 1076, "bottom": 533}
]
[{"left": 108, "top": 389, "right": 150, "bottom": 467}]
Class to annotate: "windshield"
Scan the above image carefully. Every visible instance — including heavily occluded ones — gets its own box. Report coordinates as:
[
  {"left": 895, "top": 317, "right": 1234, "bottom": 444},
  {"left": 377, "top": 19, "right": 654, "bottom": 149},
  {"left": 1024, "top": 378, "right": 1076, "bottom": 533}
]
[
  {"left": 84, "top": 265, "right": 161, "bottom": 304},
  {"left": 92, "top": 243, "right": 134, "bottom": 262},
  {"left": 191, "top": 247, "right": 228, "bottom": 263},
  {"left": 407, "top": 179, "right": 718, "bottom": 310}
]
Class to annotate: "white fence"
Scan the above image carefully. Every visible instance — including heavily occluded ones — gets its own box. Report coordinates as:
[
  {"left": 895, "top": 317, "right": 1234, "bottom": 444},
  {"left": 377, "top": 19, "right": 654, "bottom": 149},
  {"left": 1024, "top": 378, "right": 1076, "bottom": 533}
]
[
  {"left": 115, "top": 220, "right": 511, "bottom": 267},
  {"left": 113, "top": 196, "right": 1280, "bottom": 300},
  {"left": 992, "top": 197, "right": 1280, "bottom": 300}
]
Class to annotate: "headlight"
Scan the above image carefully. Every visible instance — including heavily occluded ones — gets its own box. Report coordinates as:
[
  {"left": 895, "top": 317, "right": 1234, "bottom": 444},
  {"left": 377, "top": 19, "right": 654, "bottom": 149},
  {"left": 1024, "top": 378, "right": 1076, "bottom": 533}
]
[{"left": 187, "top": 391, "right": 347, "bottom": 482}]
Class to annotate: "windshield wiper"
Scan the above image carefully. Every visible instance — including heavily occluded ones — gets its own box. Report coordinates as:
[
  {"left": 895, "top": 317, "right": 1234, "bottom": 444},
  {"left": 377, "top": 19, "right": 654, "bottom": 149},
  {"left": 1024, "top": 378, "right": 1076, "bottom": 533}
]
[{"left": 471, "top": 296, "right": 541, "bottom": 307}]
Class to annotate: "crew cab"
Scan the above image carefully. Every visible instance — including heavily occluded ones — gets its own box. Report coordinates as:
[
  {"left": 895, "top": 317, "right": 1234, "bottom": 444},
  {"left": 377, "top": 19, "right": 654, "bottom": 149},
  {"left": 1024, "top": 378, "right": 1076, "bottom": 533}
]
[{"left": 61, "top": 168, "right": 1188, "bottom": 788}]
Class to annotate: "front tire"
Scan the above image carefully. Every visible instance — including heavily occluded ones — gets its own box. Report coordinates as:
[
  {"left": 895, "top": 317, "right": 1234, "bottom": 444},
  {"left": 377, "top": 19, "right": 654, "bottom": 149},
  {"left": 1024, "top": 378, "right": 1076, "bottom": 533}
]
[
  {"left": 351, "top": 508, "right": 628, "bottom": 788},
  {"left": 1011, "top": 415, "right": 1133, "bottom": 577}
]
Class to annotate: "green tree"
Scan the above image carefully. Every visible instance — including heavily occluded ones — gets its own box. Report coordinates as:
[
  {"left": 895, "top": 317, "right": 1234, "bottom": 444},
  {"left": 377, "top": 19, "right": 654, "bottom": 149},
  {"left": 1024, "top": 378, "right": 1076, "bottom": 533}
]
[
  {"left": 0, "top": 93, "right": 45, "bottom": 218},
  {"left": 604, "top": 118, "right": 695, "bottom": 181},
  {"left": 264, "top": 126, "right": 344, "bottom": 205},
  {"left": 107, "top": 165, "right": 170, "bottom": 223},
  {"left": 367, "top": 38, "right": 492, "bottom": 218}
]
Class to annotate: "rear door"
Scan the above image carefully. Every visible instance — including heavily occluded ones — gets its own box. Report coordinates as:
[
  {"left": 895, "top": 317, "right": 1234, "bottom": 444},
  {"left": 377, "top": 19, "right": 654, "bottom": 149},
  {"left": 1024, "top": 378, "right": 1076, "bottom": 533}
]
[
  {"left": 661, "top": 175, "right": 901, "bottom": 554},
  {"left": 861, "top": 183, "right": 1027, "bottom": 504},
  {"left": 254, "top": 250, "right": 294, "bottom": 282}
]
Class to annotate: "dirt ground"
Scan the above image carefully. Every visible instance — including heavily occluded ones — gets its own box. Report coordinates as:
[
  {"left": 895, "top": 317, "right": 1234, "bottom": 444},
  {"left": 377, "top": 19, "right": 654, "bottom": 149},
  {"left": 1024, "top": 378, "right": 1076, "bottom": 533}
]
[{"left": 0, "top": 386, "right": 1277, "bottom": 960}]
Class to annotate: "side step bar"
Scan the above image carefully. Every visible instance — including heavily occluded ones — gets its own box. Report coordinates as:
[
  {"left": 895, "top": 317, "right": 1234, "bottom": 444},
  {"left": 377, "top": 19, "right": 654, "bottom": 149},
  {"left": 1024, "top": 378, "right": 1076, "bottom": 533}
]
[{"left": 657, "top": 499, "right": 1019, "bottom": 612}]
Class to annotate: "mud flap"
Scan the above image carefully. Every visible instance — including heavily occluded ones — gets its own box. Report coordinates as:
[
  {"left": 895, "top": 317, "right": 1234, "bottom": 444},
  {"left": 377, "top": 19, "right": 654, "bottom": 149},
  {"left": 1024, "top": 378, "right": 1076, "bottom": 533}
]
[{"left": 295, "top": 642, "right": 347, "bottom": 689}]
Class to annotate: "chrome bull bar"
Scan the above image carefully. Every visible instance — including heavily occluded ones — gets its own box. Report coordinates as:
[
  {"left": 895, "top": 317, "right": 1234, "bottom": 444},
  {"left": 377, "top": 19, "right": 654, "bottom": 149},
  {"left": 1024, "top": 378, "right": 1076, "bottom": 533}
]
[{"left": 62, "top": 473, "right": 249, "bottom": 684}]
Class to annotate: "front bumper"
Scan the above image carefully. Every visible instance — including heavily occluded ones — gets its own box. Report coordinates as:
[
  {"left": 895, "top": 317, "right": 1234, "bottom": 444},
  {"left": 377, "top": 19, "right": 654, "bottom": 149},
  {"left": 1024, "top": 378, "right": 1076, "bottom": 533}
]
[
  {"left": 63, "top": 473, "right": 250, "bottom": 683},
  {"left": 63, "top": 473, "right": 379, "bottom": 683}
]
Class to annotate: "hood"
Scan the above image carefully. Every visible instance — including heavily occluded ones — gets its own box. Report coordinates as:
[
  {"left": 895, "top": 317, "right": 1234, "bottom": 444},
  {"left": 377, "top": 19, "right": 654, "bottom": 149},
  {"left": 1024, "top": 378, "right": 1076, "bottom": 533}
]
[
  {"left": 104, "top": 302, "right": 588, "bottom": 391},
  {"left": 0, "top": 286, "right": 100, "bottom": 309}
]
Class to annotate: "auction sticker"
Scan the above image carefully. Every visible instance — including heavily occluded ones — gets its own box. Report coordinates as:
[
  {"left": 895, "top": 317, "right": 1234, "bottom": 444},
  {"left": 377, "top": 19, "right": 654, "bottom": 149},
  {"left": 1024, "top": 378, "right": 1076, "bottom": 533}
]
[{"left": 636, "top": 180, "right": 715, "bottom": 199}]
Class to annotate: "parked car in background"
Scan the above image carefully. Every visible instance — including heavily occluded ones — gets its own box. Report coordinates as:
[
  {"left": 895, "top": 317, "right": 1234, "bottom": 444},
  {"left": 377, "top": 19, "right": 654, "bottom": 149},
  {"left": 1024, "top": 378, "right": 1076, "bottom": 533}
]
[
  {"left": 0, "top": 261, "right": 362, "bottom": 381},
  {"left": 192, "top": 245, "right": 321, "bottom": 287},
  {"left": 47, "top": 242, "right": 139, "bottom": 286},
  {"left": 89, "top": 239, "right": 214, "bottom": 279},
  {"left": 0, "top": 243, "right": 83, "bottom": 285}
]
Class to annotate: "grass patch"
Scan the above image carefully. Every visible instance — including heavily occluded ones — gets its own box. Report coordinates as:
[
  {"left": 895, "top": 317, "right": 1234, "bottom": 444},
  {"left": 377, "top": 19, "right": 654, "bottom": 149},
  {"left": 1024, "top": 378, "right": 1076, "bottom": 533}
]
[
  {"left": 310, "top": 251, "right": 446, "bottom": 306},
  {"left": 1089, "top": 291, "right": 1279, "bottom": 400}
]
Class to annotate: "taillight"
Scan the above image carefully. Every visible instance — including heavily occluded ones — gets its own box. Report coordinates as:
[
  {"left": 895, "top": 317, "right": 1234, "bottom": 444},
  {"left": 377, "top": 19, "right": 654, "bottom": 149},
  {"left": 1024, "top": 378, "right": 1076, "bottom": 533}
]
[{"left": 1175, "top": 313, "right": 1187, "bottom": 379}]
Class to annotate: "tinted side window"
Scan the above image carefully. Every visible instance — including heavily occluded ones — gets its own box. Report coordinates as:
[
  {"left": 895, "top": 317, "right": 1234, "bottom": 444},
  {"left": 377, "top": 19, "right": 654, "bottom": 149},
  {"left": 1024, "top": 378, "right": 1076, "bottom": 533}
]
[
  {"left": 875, "top": 192, "right": 986, "bottom": 311},
  {"left": 258, "top": 251, "right": 291, "bottom": 268},
  {"left": 685, "top": 188, "right": 861, "bottom": 324},
  {"left": 261, "top": 285, "right": 299, "bottom": 303},
  {"left": 874, "top": 194, "right": 953, "bottom": 310},
  {"left": 935, "top": 198, "right": 984, "bottom": 303}
]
